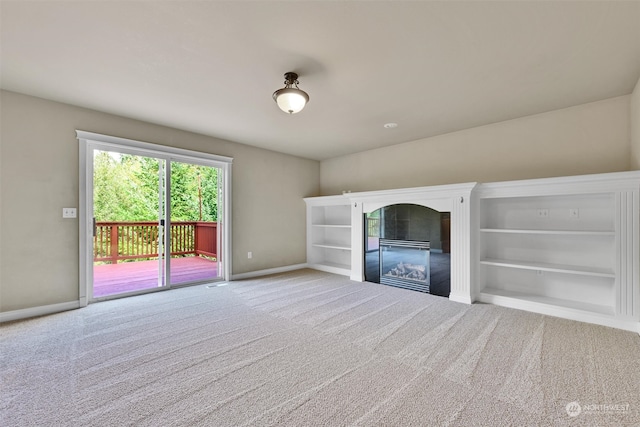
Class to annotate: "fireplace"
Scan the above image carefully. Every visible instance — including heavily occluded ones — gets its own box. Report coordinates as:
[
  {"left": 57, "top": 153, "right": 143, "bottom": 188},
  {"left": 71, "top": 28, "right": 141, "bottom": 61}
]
[
  {"left": 379, "top": 238, "right": 430, "bottom": 293},
  {"left": 349, "top": 183, "right": 475, "bottom": 303}
]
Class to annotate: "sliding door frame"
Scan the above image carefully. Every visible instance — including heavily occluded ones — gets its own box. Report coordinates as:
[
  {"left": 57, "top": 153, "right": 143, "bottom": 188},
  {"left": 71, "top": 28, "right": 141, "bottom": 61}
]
[{"left": 78, "top": 130, "right": 233, "bottom": 306}]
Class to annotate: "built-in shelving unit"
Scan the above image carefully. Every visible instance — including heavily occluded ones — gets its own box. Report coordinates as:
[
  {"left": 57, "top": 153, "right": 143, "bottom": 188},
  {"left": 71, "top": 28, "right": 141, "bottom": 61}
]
[
  {"left": 304, "top": 195, "right": 352, "bottom": 276},
  {"left": 303, "top": 172, "right": 639, "bottom": 332},
  {"left": 477, "top": 172, "right": 640, "bottom": 332}
]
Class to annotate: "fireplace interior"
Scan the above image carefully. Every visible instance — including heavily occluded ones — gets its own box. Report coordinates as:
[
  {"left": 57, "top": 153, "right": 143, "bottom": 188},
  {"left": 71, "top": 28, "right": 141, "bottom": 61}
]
[
  {"left": 379, "top": 239, "right": 430, "bottom": 293},
  {"left": 365, "top": 204, "right": 450, "bottom": 297}
]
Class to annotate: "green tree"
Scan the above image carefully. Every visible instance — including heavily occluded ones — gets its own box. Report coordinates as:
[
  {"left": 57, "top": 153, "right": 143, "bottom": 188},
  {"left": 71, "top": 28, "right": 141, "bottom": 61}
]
[
  {"left": 170, "top": 162, "right": 199, "bottom": 221},
  {"left": 94, "top": 151, "right": 219, "bottom": 222},
  {"left": 200, "top": 166, "right": 219, "bottom": 221},
  {"left": 93, "top": 151, "right": 160, "bottom": 221}
]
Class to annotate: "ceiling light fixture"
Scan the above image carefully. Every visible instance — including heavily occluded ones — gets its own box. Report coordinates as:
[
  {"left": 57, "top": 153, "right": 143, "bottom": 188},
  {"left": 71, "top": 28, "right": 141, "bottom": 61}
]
[{"left": 273, "top": 72, "right": 309, "bottom": 114}]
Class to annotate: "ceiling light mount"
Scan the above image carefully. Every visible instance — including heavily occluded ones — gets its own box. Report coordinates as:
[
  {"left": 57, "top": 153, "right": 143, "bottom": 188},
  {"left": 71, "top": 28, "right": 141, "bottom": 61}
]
[{"left": 273, "top": 72, "right": 309, "bottom": 114}]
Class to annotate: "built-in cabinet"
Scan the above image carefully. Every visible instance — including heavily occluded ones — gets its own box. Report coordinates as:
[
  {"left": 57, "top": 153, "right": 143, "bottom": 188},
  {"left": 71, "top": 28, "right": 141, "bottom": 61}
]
[
  {"left": 304, "top": 195, "right": 352, "bottom": 276},
  {"left": 304, "top": 172, "right": 640, "bottom": 332},
  {"left": 476, "top": 172, "right": 639, "bottom": 332}
]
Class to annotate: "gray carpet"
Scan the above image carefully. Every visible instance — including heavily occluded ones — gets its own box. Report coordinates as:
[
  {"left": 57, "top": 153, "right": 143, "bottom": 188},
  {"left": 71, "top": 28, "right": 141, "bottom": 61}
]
[{"left": 2, "top": 269, "right": 639, "bottom": 426}]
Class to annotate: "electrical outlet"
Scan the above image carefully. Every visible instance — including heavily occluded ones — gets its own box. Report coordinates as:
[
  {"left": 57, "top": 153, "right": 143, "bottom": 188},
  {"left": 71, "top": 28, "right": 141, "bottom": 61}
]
[
  {"left": 569, "top": 208, "right": 579, "bottom": 219},
  {"left": 247, "top": 251, "right": 252, "bottom": 259},
  {"left": 62, "top": 208, "right": 77, "bottom": 218},
  {"left": 537, "top": 209, "right": 549, "bottom": 218}
]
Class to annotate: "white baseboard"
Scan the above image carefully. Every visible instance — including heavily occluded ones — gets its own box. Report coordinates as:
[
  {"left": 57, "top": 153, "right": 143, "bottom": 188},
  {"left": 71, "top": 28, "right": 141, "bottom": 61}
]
[
  {"left": 0, "top": 300, "right": 81, "bottom": 323},
  {"left": 477, "top": 292, "right": 640, "bottom": 334},
  {"left": 449, "top": 292, "right": 472, "bottom": 304},
  {"left": 231, "top": 263, "right": 308, "bottom": 281}
]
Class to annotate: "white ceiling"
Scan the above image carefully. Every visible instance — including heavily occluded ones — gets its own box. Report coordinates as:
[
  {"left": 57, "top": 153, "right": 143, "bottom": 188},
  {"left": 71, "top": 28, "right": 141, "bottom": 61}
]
[{"left": 2, "top": 1, "right": 639, "bottom": 161}]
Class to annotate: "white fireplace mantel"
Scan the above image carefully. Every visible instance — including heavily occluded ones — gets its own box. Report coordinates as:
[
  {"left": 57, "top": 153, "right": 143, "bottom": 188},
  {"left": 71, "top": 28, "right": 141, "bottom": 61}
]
[{"left": 346, "top": 182, "right": 478, "bottom": 304}]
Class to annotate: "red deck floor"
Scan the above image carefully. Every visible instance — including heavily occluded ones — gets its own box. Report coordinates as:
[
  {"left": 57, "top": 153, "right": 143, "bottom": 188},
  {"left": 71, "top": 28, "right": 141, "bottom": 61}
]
[{"left": 93, "top": 256, "right": 218, "bottom": 298}]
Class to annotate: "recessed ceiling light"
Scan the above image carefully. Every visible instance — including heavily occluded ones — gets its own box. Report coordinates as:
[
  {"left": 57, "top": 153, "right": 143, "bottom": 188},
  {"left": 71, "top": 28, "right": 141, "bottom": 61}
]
[{"left": 383, "top": 122, "right": 398, "bottom": 129}]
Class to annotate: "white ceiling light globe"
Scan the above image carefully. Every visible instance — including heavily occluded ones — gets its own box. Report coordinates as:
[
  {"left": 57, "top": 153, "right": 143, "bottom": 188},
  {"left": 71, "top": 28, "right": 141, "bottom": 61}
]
[
  {"left": 273, "top": 72, "right": 309, "bottom": 114},
  {"left": 274, "top": 89, "right": 309, "bottom": 114}
]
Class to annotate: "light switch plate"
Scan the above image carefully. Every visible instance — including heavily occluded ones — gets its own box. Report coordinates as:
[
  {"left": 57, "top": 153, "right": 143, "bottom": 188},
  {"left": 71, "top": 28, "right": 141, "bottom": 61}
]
[{"left": 62, "top": 208, "right": 77, "bottom": 218}]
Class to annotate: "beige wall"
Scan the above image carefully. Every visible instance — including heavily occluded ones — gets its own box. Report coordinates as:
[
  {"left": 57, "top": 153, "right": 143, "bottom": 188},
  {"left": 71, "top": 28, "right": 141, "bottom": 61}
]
[
  {"left": 321, "top": 96, "right": 631, "bottom": 195},
  {"left": 0, "top": 90, "right": 319, "bottom": 312},
  {"left": 631, "top": 77, "right": 640, "bottom": 170}
]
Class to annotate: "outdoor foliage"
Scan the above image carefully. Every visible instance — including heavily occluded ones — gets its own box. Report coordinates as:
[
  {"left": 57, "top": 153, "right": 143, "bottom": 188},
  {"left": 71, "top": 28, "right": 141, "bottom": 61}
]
[{"left": 93, "top": 151, "right": 219, "bottom": 222}]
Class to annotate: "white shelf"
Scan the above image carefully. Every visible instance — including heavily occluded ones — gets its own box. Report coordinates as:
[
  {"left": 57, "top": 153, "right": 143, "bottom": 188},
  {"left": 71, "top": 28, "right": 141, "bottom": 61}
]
[
  {"left": 479, "top": 288, "right": 614, "bottom": 316},
  {"left": 305, "top": 196, "right": 353, "bottom": 277},
  {"left": 309, "top": 261, "right": 351, "bottom": 274},
  {"left": 312, "top": 243, "right": 352, "bottom": 251},
  {"left": 480, "top": 228, "right": 614, "bottom": 236},
  {"left": 480, "top": 258, "right": 615, "bottom": 278}
]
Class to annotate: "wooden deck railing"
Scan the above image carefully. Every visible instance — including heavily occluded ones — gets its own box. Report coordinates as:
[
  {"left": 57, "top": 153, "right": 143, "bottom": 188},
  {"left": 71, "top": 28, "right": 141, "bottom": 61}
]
[{"left": 94, "top": 221, "right": 218, "bottom": 264}]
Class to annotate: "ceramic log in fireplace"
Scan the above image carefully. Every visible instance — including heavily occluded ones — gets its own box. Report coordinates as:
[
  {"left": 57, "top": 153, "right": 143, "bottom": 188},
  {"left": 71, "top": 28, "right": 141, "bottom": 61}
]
[{"left": 379, "top": 239, "right": 430, "bottom": 293}]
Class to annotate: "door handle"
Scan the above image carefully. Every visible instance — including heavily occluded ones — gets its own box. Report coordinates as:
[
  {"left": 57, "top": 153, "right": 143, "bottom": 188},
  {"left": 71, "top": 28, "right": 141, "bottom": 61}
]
[{"left": 92, "top": 217, "right": 97, "bottom": 237}]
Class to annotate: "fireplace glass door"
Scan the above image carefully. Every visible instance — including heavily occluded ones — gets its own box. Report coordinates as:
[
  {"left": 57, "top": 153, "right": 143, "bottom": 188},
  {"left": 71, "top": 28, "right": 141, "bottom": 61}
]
[{"left": 379, "top": 239, "right": 430, "bottom": 293}]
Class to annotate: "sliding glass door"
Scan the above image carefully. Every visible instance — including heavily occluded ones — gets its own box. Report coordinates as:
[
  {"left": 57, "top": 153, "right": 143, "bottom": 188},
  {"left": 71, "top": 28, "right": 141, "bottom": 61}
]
[
  {"left": 169, "top": 160, "right": 222, "bottom": 286},
  {"left": 79, "top": 131, "right": 232, "bottom": 303},
  {"left": 92, "top": 150, "right": 167, "bottom": 298}
]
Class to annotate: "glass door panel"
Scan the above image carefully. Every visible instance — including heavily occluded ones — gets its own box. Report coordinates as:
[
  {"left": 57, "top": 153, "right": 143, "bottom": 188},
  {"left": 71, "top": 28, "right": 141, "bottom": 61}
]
[
  {"left": 92, "top": 150, "right": 166, "bottom": 298},
  {"left": 168, "top": 161, "right": 221, "bottom": 286}
]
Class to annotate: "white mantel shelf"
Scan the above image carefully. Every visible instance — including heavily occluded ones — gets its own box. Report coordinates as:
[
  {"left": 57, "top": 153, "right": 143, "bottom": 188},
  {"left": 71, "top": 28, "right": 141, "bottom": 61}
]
[{"left": 304, "top": 171, "right": 640, "bottom": 333}]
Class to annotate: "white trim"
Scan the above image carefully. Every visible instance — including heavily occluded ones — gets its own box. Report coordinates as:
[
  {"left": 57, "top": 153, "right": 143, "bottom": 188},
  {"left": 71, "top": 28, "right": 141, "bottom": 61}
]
[
  {"left": 75, "top": 130, "right": 233, "bottom": 164},
  {"left": 478, "top": 292, "right": 640, "bottom": 334},
  {"left": 0, "top": 301, "right": 81, "bottom": 323},
  {"left": 449, "top": 293, "right": 473, "bottom": 304},
  {"left": 348, "top": 182, "right": 479, "bottom": 201},
  {"left": 78, "top": 139, "right": 89, "bottom": 306},
  {"left": 350, "top": 199, "right": 364, "bottom": 281},
  {"left": 477, "top": 170, "right": 640, "bottom": 198},
  {"left": 164, "top": 160, "right": 171, "bottom": 288},
  {"left": 223, "top": 162, "right": 233, "bottom": 280},
  {"left": 309, "top": 263, "right": 352, "bottom": 276},
  {"left": 231, "top": 264, "right": 308, "bottom": 280}
]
